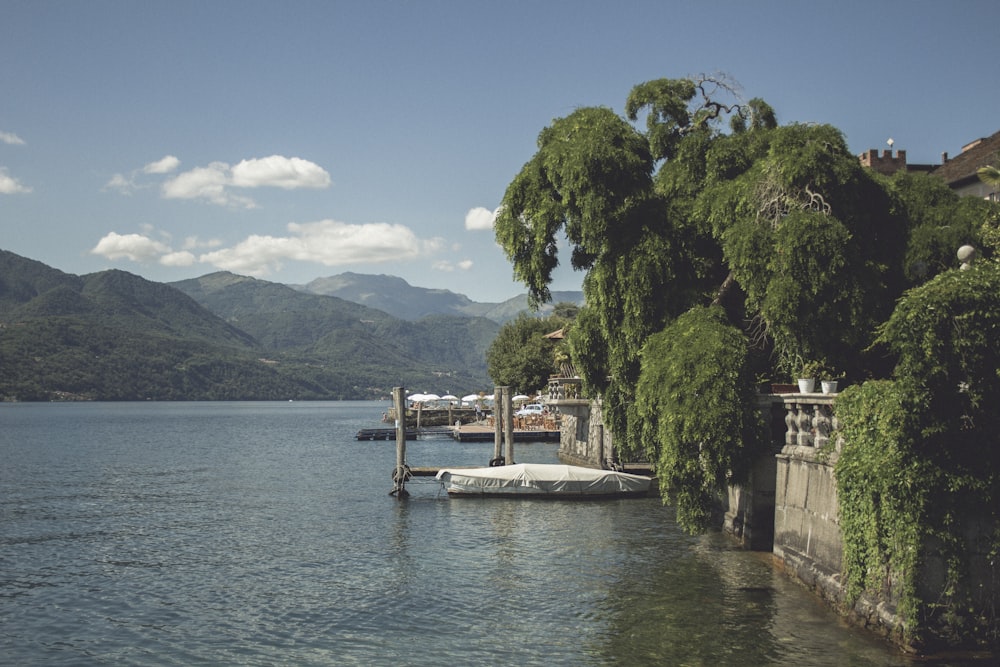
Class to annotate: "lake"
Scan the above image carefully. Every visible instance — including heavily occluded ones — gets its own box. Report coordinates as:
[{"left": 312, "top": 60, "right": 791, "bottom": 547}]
[{"left": 0, "top": 401, "right": 970, "bottom": 665}]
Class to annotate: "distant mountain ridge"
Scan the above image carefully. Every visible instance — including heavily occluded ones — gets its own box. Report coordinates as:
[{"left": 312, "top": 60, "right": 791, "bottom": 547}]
[
  {"left": 0, "top": 248, "right": 582, "bottom": 401},
  {"left": 0, "top": 250, "right": 497, "bottom": 400},
  {"left": 170, "top": 272, "right": 500, "bottom": 384},
  {"left": 297, "top": 271, "right": 584, "bottom": 322}
]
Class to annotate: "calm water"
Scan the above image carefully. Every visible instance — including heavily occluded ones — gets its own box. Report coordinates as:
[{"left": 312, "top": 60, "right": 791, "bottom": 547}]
[{"left": 0, "top": 401, "right": 965, "bottom": 666}]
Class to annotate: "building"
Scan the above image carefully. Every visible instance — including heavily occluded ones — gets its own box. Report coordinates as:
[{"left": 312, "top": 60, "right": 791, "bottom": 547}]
[{"left": 858, "top": 129, "right": 1000, "bottom": 201}]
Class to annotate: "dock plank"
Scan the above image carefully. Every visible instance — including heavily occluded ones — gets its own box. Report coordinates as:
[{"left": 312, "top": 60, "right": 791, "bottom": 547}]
[{"left": 356, "top": 423, "right": 560, "bottom": 442}]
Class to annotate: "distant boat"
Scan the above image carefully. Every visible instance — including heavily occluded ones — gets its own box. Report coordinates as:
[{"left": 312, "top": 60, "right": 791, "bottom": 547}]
[{"left": 436, "top": 463, "right": 652, "bottom": 498}]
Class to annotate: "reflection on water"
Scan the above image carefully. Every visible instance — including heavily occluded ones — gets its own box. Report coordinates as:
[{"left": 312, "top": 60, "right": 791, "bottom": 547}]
[{"left": 0, "top": 402, "right": 983, "bottom": 666}]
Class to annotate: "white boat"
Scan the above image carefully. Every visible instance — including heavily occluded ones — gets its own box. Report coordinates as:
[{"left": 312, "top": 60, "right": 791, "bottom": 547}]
[{"left": 435, "top": 463, "right": 652, "bottom": 497}]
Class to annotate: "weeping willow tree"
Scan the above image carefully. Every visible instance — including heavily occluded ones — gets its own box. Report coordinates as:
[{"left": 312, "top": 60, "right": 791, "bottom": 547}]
[{"left": 494, "top": 75, "right": 921, "bottom": 532}]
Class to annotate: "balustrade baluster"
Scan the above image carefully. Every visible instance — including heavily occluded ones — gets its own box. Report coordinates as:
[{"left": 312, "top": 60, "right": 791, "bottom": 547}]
[
  {"left": 785, "top": 403, "right": 799, "bottom": 446},
  {"left": 797, "top": 403, "right": 813, "bottom": 446}
]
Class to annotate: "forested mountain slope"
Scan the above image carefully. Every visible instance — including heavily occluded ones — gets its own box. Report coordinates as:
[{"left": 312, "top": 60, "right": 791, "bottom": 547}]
[{"left": 0, "top": 250, "right": 496, "bottom": 400}]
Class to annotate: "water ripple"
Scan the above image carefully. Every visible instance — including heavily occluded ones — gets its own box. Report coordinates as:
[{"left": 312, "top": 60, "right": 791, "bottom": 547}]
[{"left": 0, "top": 402, "right": 930, "bottom": 666}]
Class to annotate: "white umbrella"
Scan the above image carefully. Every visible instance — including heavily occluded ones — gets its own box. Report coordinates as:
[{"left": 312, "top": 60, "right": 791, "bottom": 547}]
[
  {"left": 512, "top": 394, "right": 530, "bottom": 402},
  {"left": 441, "top": 394, "right": 458, "bottom": 401},
  {"left": 422, "top": 393, "right": 441, "bottom": 402},
  {"left": 461, "top": 394, "right": 480, "bottom": 403}
]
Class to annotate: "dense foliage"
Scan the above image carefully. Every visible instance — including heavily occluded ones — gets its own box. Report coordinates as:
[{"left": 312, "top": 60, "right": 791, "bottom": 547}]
[
  {"left": 497, "top": 75, "right": 940, "bottom": 531},
  {"left": 486, "top": 313, "right": 567, "bottom": 394},
  {"left": 836, "top": 261, "right": 1000, "bottom": 647},
  {"left": 635, "top": 306, "right": 765, "bottom": 531},
  {"left": 495, "top": 73, "right": 999, "bottom": 541},
  {"left": 888, "top": 171, "right": 993, "bottom": 282},
  {"left": 835, "top": 381, "right": 926, "bottom": 639}
]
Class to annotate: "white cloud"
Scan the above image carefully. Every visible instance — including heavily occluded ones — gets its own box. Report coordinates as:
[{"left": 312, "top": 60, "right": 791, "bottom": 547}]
[
  {"left": 432, "top": 258, "right": 474, "bottom": 272},
  {"left": 160, "top": 156, "right": 330, "bottom": 208},
  {"left": 90, "top": 218, "right": 443, "bottom": 277},
  {"left": 162, "top": 161, "right": 256, "bottom": 208},
  {"left": 104, "top": 156, "right": 180, "bottom": 194},
  {"left": 0, "top": 168, "right": 31, "bottom": 194},
  {"left": 160, "top": 250, "right": 196, "bottom": 267},
  {"left": 0, "top": 131, "right": 25, "bottom": 145},
  {"left": 182, "top": 235, "right": 222, "bottom": 250},
  {"left": 198, "top": 219, "right": 443, "bottom": 276},
  {"left": 90, "top": 232, "right": 171, "bottom": 262},
  {"left": 103, "top": 173, "right": 134, "bottom": 194},
  {"left": 143, "top": 155, "right": 180, "bottom": 174},
  {"left": 231, "top": 156, "right": 331, "bottom": 190},
  {"left": 465, "top": 206, "right": 498, "bottom": 230}
]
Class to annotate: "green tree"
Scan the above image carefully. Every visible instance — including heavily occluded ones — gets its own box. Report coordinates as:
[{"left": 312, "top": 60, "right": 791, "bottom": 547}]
[
  {"left": 485, "top": 314, "right": 564, "bottom": 394},
  {"left": 551, "top": 301, "right": 580, "bottom": 320},
  {"left": 635, "top": 306, "right": 764, "bottom": 530},
  {"left": 887, "top": 171, "right": 989, "bottom": 280},
  {"left": 977, "top": 163, "right": 1000, "bottom": 193},
  {"left": 495, "top": 75, "right": 919, "bottom": 531}
]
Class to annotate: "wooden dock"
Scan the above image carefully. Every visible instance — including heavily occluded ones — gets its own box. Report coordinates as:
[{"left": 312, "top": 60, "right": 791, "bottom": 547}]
[
  {"left": 356, "top": 422, "right": 560, "bottom": 443},
  {"left": 385, "top": 386, "right": 651, "bottom": 497},
  {"left": 356, "top": 427, "right": 453, "bottom": 441}
]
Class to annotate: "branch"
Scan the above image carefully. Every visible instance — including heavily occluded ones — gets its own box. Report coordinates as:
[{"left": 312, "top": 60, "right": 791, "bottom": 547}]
[
  {"left": 711, "top": 270, "right": 737, "bottom": 306},
  {"left": 744, "top": 314, "right": 770, "bottom": 350},
  {"left": 754, "top": 167, "right": 832, "bottom": 228}
]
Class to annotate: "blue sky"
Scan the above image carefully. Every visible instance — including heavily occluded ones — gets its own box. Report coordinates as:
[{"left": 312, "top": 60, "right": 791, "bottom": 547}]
[{"left": 2, "top": 0, "right": 997, "bottom": 303}]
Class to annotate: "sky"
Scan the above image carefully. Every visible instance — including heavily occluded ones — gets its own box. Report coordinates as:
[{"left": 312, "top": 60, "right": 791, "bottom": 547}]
[{"left": 2, "top": 1, "right": 998, "bottom": 303}]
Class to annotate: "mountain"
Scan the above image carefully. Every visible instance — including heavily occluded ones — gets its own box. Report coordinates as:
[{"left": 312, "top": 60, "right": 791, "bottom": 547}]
[
  {"left": 172, "top": 272, "right": 499, "bottom": 390},
  {"left": 0, "top": 250, "right": 83, "bottom": 315},
  {"left": 0, "top": 250, "right": 498, "bottom": 401},
  {"left": 299, "top": 272, "right": 485, "bottom": 320},
  {"left": 297, "top": 271, "right": 584, "bottom": 322},
  {"left": 0, "top": 251, "right": 298, "bottom": 401},
  {"left": 476, "top": 291, "right": 588, "bottom": 322}
]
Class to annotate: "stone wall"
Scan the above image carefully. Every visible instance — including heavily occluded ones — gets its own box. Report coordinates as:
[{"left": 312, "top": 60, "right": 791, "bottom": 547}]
[
  {"left": 548, "top": 388, "right": 999, "bottom": 650},
  {"left": 554, "top": 400, "right": 602, "bottom": 467},
  {"left": 724, "top": 397, "right": 786, "bottom": 550},
  {"left": 773, "top": 441, "right": 845, "bottom": 606}
]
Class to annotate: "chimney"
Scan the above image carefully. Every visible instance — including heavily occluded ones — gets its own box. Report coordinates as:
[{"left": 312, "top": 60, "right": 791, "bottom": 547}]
[{"left": 942, "top": 151, "right": 949, "bottom": 163}]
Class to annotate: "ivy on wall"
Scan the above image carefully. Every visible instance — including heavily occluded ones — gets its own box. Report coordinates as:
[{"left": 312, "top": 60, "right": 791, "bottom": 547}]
[
  {"left": 835, "top": 262, "right": 1000, "bottom": 648},
  {"left": 835, "top": 380, "right": 926, "bottom": 639}
]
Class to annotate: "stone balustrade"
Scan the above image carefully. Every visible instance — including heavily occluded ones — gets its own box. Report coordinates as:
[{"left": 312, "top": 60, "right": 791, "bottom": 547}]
[
  {"left": 782, "top": 392, "right": 838, "bottom": 451},
  {"left": 547, "top": 376, "right": 584, "bottom": 402}
]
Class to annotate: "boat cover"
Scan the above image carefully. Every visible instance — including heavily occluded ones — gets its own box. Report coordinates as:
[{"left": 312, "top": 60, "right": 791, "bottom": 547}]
[{"left": 435, "top": 463, "right": 651, "bottom": 497}]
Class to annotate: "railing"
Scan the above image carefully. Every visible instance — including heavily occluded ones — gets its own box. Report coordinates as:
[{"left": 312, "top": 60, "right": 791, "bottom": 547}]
[
  {"left": 781, "top": 393, "right": 838, "bottom": 449},
  {"left": 547, "top": 376, "right": 584, "bottom": 402}
]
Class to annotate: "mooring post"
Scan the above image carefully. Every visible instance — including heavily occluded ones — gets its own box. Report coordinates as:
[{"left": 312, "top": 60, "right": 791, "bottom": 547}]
[
  {"left": 503, "top": 386, "right": 515, "bottom": 465},
  {"left": 492, "top": 385, "right": 504, "bottom": 465},
  {"left": 390, "top": 386, "right": 409, "bottom": 497}
]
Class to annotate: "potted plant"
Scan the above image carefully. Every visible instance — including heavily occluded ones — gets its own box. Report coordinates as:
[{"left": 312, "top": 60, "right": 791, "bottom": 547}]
[
  {"left": 798, "top": 360, "right": 824, "bottom": 394},
  {"left": 819, "top": 366, "right": 841, "bottom": 394}
]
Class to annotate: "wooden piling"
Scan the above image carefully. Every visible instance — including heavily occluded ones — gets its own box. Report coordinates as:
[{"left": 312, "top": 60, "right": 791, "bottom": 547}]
[
  {"left": 390, "top": 386, "right": 409, "bottom": 497},
  {"left": 502, "top": 386, "right": 515, "bottom": 465},
  {"left": 493, "top": 385, "right": 504, "bottom": 465}
]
